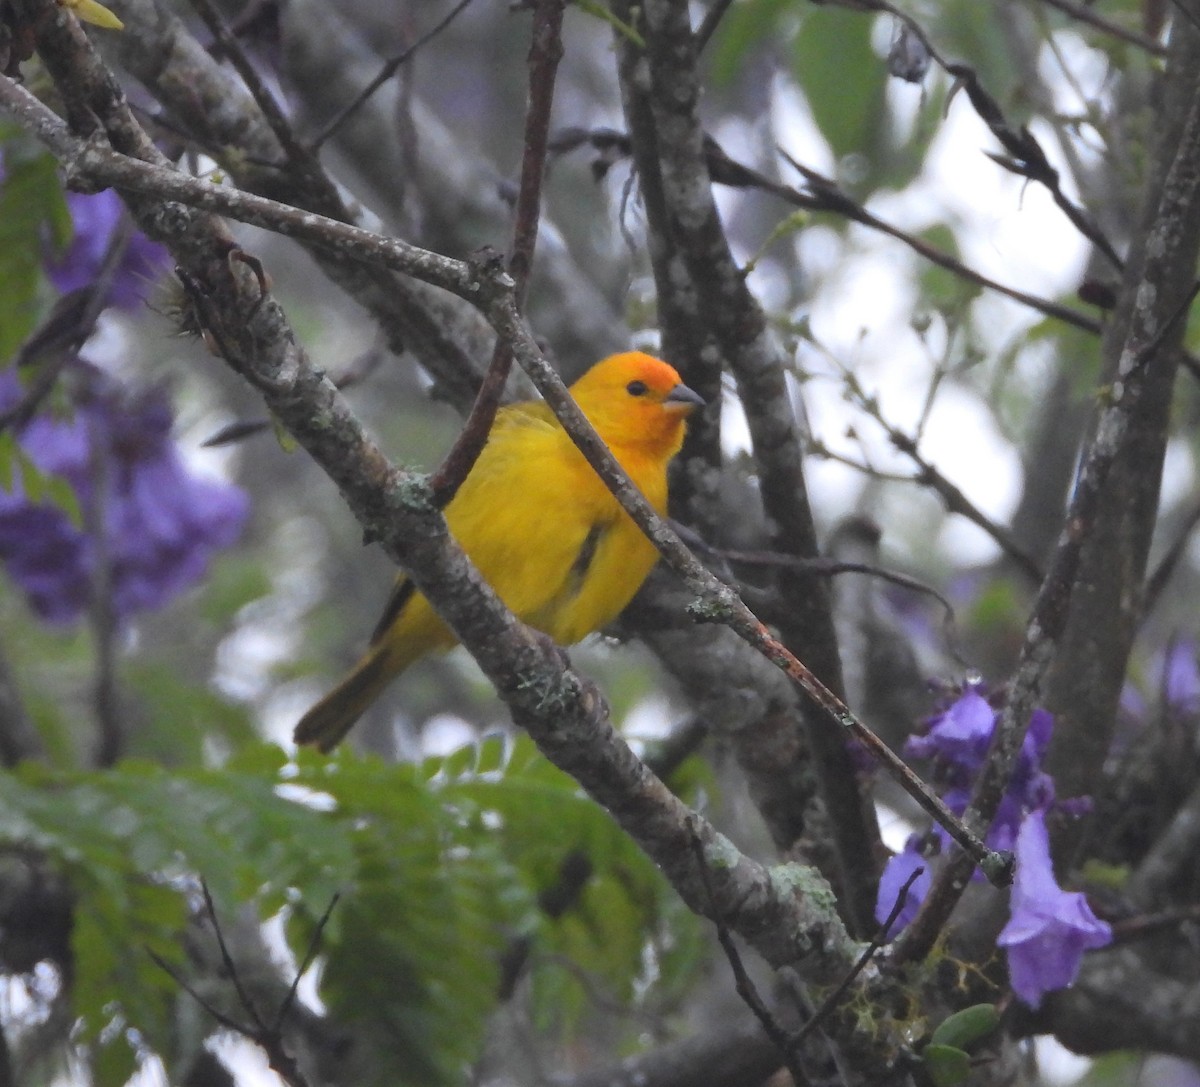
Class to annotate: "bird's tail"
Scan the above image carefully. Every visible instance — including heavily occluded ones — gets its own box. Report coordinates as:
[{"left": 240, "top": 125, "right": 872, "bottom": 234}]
[{"left": 293, "top": 645, "right": 396, "bottom": 753}]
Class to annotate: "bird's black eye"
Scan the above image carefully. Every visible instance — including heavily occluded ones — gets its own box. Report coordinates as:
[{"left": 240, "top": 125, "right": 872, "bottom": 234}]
[{"left": 627, "top": 380, "right": 648, "bottom": 397}]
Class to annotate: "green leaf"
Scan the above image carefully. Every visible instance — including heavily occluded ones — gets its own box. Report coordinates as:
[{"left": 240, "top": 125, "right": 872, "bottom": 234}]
[
  {"left": 123, "top": 661, "right": 257, "bottom": 762},
  {"left": 931, "top": 1003, "right": 1000, "bottom": 1049},
  {"left": 1, "top": 439, "right": 84, "bottom": 527},
  {"left": 792, "top": 7, "right": 888, "bottom": 164},
  {"left": 89, "top": 1030, "right": 139, "bottom": 1087},
  {"left": 194, "top": 553, "right": 272, "bottom": 624},
  {"left": 0, "top": 755, "right": 360, "bottom": 1068},
  {"left": 916, "top": 224, "right": 982, "bottom": 312},
  {"left": 710, "top": 0, "right": 796, "bottom": 87},
  {"left": 923, "top": 1043, "right": 973, "bottom": 1087},
  {"left": 0, "top": 432, "right": 17, "bottom": 491},
  {"left": 0, "top": 136, "right": 70, "bottom": 363}
]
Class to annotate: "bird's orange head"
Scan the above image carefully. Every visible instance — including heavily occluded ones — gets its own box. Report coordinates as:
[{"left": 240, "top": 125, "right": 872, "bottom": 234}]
[{"left": 569, "top": 352, "right": 705, "bottom": 459}]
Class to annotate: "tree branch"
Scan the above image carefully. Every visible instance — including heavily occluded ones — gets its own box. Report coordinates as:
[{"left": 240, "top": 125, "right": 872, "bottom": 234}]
[{"left": 612, "top": 0, "right": 884, "bottom": 938}]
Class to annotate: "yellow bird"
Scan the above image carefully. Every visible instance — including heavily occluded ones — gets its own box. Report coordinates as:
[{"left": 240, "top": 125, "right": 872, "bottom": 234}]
[{"left": 294, "top": 351, "right": 704, "bottom": 751}]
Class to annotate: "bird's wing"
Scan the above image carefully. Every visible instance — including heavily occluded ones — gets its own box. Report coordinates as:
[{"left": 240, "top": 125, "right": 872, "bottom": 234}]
[
  {"left": 443, "top": 405, "right": 620, "bottom": 634},
  {"left": 368, "top": 577, "right": 417, "bottom": 646},
  {"left": 364, "top": 403, "right": 566, "bottom": 647}
]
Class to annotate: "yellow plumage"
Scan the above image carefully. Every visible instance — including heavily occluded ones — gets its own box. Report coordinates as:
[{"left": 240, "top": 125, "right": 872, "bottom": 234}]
[{"left": 294, "top": 351, "right": 703, "bottom": 751}]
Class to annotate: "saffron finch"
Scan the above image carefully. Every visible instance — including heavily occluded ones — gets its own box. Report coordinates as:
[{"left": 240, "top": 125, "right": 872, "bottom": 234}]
[{"left": 294, "top": 351, "right": 704, "bottom": 751}]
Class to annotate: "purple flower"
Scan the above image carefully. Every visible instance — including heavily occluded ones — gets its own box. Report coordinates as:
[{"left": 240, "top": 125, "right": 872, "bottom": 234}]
[
  {"left": 1163, "top": 639, "right": 1200, "bottom": 713},
  {"left": 906, "top": 687, "right": 995, "bottom": 771},
  {"left": 906, "top": 690, "right": 1057, "bottom": 854},
  {"left": 0, "top": 366, "right": 248, "bottom": 625},
  {"left": 42, "top": 190, "right": 169, "bottom": 311},
  {"left": 0, "top": 500, "right": 91, "bottom": 622},
  {"left": 874, "top": 837, "right": 930, "bottom": 937},
  {"left": 997, "top": 811, "right": 1112, "bottom": 1008}
]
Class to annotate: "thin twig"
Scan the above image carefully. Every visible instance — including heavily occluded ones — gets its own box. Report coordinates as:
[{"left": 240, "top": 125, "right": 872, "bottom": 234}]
[
  {"left": 789, "top": 866, "right": 926, "bottom": 1053},
  {"left": 688, "top": 821, "right": 809, "bottom": 1085},
  {"left": 188, "top": 0, "right": 315, "bottom": 173},
  {"left": 428, "top": 0, "right": 566, "bottom": 507},
  {"left": 552, "top": 128, "right": 1103, "bottom": 335},
  {"left": 721, "top": 548, "right": 959, "bottom": 627},
  {"left": 1143, "top": 497, "right": 1200, "bottom": 617},
  {"left": 833, "top": 369, "right": 1044, "bottom": 584},
  {"left": 1029, "top": 0, "right": 1166, "bottom": 55},
  {"left": 147, "top": 949, "right": 247, "bottom": 1034},
  {"left": 272, "top": 893, "right": 340, "bottom": 1033},
  {"left": 694, "top": 0, "right": 736, "bottom": 53},
  {"left": 200, "top": 880, "right": 267, "bottom": 1032},
  {"left": 309, "top": 0, "right": 478, "bottom": 150},
  {"left": 814, "top": 0, "right": 1124, "bottom": 270},
  {"left": 770, "top": 147, "right": 1104, "bottom": 333},
  {"left": 1109, "top": 903, "right": 1200, "bottom": 943}
]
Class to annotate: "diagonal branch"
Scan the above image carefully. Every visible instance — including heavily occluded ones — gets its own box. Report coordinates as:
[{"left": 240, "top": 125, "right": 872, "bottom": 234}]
[
  {"left": 612, "top": 0, "right": 885, "bottom": 938},
  {"left": 429, "top": 0, "right": 566, "bottom": 506},
  {"left": 894, "top": 50, "right": 1200, "bottom": 962},
  {"left": 307, "top": 0, "right": 478, "bottom": 150}
]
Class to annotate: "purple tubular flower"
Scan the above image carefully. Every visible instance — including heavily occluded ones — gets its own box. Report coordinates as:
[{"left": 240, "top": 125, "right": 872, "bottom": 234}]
[
  {"left": 0, "top": 499, "right": 91, "bottom": 622},
  {"left": 42, "top": 190, "right": 168, "bottom": 310},
  {"left": 997, "top": 811, "right": 1112, "bottom": 1008},
  {"left": 906, "top": 687, "right": 995, "bottom": 772},
  {"left": 0, "top": 366, "right": 248, "bottom": 625},
  {"left": 874, "top": 837, "right": 930, "bottom": 938},
  {"left": 908, "top": 690, "right": 1058, "bottom": 855},
  {"left": 1164, "top": 639, "right": 1200, "bottom": 712}
]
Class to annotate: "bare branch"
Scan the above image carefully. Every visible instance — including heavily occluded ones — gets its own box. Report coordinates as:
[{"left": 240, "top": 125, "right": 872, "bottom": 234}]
[
  {"left": 429, "top": 0, "right": 566, "bottom": 507},
  {"left": 307, "top": 0, "right": 478, "bottom": 150}
]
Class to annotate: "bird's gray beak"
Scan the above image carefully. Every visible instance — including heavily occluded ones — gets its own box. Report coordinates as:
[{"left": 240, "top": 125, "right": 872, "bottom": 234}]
[{"left": 664, "top": 384, "right": 706, "bottom": 411}]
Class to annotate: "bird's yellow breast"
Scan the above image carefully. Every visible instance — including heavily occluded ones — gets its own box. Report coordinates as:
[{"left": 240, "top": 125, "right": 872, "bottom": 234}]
[{"left": 444, "top": 405, "right": 667, "bottom": 645}]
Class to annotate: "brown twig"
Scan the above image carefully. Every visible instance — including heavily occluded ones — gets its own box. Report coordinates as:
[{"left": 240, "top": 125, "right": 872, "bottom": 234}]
[
  {"left": 1108, "top": 903, "right": 1200, "bottom": 943},
  {"left": 721, "top": 548, "right": 959, "bottom": 630},
  {"left": 552, "top": 127, "right": 1104, "bottom": 336},
  {"left": 1029, "top": 0, "right": 1167, "bottom": 55},
  {"left": 813, "top": 0, "right": 1124, "bottom": 271},
  {"left": 428, "top": 0, "right": 566, "bottom": 507},
  {"left": 833, "top": 367, "right": 1044, "bottom": 584},
  {"left": 1142, "top": 496, "right": 1200, "bottom": 618},
  {"left": 149, "top": 882, "right": 339, "bottom": 1087},
  {"left": 694, "top": 0, "right": 736, "bottom": 53},
  {"left": 788, "top": 865, "right": 926, "bottom": 1053},
  {"left": 187, "top": 0, "right": 314, "bottom": 173},
  {"left": 308, "top": 0, "right": 478, "bottom": 150},
  {"left": 272, "top": 891, "right": 340, "bottom": 1033}
]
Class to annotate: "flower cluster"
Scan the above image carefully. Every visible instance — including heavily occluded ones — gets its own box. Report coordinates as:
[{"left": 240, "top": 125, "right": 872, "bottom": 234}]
[
  {"left": 42, "top": 189, "right": 169, "bottom": 311},
  {"left": 876, "top": 684, "right": 1112, "bottom": 1008},
  {"left": 0, "top": 365, "right": 248, "bottom": 625}
]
